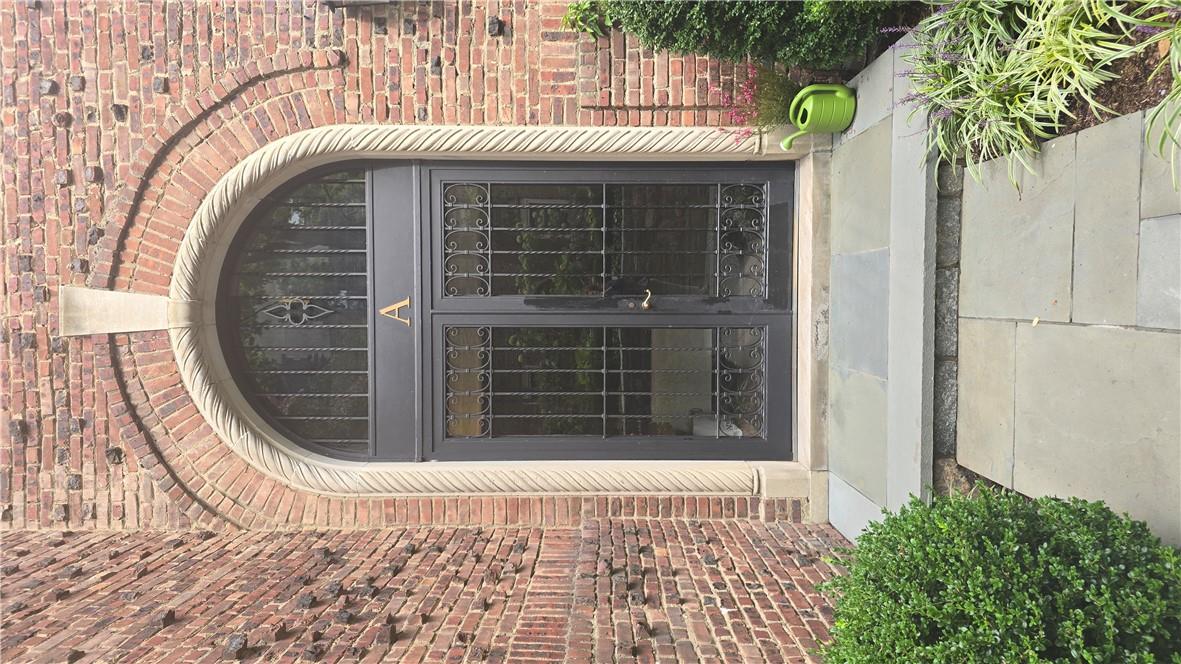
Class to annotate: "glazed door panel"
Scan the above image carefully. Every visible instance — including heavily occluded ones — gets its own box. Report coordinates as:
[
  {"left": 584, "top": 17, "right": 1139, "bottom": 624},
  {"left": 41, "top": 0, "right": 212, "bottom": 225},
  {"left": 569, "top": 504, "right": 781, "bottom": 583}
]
[{"left": 417, "top": 163, "right": 795, "bottom": 461}]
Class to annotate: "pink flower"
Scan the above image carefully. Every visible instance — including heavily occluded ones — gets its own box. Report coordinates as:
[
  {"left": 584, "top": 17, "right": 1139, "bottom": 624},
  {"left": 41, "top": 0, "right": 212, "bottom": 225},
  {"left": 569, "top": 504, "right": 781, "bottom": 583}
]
[{"left": 730, "top": 126, "right": 756, "bottom": 145}]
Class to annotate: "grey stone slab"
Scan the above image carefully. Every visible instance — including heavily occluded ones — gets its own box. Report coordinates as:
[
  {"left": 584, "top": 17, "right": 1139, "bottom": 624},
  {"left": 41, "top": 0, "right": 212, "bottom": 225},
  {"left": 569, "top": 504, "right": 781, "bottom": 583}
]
[
  {"left": 935, "top": 268, "right": 959, "bottom": 359},
  {"left": 841, "top": 48, "right": 894, "bottom": 143},
  {"left": 1137, "top": 214, "right": 1181, "bottom": 330},
  {"left": 831, "top": 120, "right": 892, "bottom": 254},
  {"left": 829, "top": 473, "right": 883, "bottom": 541},
  {"left": 887, "top": 81, "right": 938, "bottom": 509},
  {"left": 961, "top": 135, "right": 1076, "bottom": 321},
  {"left": 828, "top": 367, "right": 888, "bottom": 507},
  {"left": 1072, "top": 112, "right": 1141, "bottom": 325},
  {"left": 830, "top": 249, "right": 889, "bottom": 378},
  {"left": 1013, "top": 323, "right": 1181, "bottom": 546},
  {"left": 956, "top": 318, "right": 1016, "bottom": 487},
  {"left": 1141, "top": 101, "right": 1181, "bottom": 220},
  {"left": 933, "top": 359, "right": 958, "bottom": 458},
  {"left": 936, "top": 193, "right": 961, "bottom": 268},
  {"left": 795, "top": 150, "right": 832, "bottom": 472}
]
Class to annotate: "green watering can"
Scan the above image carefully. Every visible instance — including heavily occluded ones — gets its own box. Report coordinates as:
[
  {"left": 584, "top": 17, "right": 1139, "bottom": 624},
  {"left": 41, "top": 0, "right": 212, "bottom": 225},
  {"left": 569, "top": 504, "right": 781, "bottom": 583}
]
[{"left": 779, "top": 84, "right": 857, "bottom": 151}]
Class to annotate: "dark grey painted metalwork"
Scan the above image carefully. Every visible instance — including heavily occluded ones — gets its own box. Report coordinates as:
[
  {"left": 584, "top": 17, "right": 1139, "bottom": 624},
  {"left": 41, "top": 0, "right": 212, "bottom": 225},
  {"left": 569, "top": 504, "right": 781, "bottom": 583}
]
[
  {"left": 258, "top": 299, "right": 336, "bottom": 325},
  {"left": 371, "top": 165, "right": 420, "bottom": 461},
  {"left": 439, "top": 180, "right": 770, "bottom": 300},
  {"left": 220, "top": 161, "right": 794, "bottom": 462},
  {"left": 422, "top": 163, "right": 792, "bottom": 460},
  {"left": 427, "top": 313, "right": 790, "bottom": 461},
  {"left": 427, "top": 165, "right": 793, "bottom": 316},
  {"left": 217, "top": 167, "right": 373, "bottom": 459},
  {"left": 442, "top": 324, "right": 767, "bottom": 440}
]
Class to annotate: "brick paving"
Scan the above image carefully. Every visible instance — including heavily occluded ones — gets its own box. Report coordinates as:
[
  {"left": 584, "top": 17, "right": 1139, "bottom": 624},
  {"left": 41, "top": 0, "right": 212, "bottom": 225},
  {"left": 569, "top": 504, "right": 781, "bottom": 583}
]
[{"left": 0, "top": 520, "right": 845, "bottom": 663}]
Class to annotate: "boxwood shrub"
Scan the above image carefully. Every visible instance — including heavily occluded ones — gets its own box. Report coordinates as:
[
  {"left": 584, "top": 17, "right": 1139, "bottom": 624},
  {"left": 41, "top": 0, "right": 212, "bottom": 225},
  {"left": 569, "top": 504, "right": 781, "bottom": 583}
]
[
  {"left": 824, "top": 489, "right": 1181, "bottom": 663},
  {"left": 593, "top": 0, "right": 898, "bottom": 70}
]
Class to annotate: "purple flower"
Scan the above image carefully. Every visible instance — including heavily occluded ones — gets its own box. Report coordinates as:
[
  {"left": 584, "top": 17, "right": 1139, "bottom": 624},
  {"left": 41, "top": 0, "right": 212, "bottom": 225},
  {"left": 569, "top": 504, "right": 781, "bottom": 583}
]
[
  {"left": 899, "top": 91, "right": 934, "bottom": 106},
  {"left": 934, "top": 0, "right": 963, "bottom": 15}
]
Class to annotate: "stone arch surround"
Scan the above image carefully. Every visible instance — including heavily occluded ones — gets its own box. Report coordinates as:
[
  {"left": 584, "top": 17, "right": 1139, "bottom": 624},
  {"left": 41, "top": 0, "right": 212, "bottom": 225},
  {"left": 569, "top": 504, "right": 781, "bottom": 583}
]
[{"left": 95, "top": 66, "right": 816, "bottom": 529}]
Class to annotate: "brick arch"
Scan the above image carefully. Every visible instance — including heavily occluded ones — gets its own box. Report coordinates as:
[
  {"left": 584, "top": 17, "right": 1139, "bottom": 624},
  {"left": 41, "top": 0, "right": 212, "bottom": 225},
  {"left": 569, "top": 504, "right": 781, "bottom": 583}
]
[
  {"left": 89, "top": 48, "right": 348, "bottom": 295},
  {"left": 97, "top": 51, "right": 355, "bottom": 529}
]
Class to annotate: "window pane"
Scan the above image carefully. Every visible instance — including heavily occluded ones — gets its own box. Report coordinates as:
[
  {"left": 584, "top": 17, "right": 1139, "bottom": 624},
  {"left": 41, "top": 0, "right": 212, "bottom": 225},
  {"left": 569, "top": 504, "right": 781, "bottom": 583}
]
[
  {"left": 444, "top": 326, "right": 766, "bottom": 439},
  {"left": 226, "top": 169, "right": 370, "bottom": 456},
  {"left": 442, "top": 181, "right": 768, "bottom": 298}
]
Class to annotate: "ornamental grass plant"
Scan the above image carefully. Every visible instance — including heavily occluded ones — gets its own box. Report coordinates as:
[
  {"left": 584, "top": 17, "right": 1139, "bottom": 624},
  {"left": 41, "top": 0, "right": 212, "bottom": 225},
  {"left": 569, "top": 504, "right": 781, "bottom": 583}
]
[
  {"left": 904, "top": 0, "right": 1181, "bottom": 183},
  {"left": 1103, "top": 2, "right": 1181, "bottom": 182}
]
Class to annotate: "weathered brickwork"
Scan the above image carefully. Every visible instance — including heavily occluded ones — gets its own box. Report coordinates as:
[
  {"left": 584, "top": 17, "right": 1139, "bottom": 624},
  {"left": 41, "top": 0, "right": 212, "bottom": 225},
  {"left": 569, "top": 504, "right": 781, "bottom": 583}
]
[
  {"left": 0, "top": 521, "right": 846, "bottom": 662},
  {"left": 2, "top": 1, "right": 756, "bottom": 530}
]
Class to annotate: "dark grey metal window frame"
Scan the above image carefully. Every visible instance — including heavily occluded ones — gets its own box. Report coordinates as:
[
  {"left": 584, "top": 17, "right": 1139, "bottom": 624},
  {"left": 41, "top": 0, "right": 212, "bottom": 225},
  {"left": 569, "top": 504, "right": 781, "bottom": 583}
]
[
  {"left": 221, "top": 161, "right": 794, "bottom": 462},
  {"left": 425, "top": 314, "right": 791, "bottom": 461},
  {"left": 414, "top": 162, "right": 794, "bottom": 461},
  {"left": 426, "top": 165, "right": 792, "bottom": 314}
]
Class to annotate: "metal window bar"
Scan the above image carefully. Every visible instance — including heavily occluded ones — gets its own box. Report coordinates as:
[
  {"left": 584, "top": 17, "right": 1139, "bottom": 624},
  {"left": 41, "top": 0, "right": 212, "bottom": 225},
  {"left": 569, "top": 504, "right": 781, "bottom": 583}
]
[
  {"left": 600, "top": 326, "right": 608, "bottom": 437},
  {"left": 442, "top": 182, "right": 768, "bottom": 298},
  {"left": 229, "top": 169, "right": 371, "bottom": 453},
  {"left": 713, "top": 327, "right": 721, "bottom": 438},
  {"left": 444, "top": 326, "right": 766, "bottom": 440},
  {"left": 715, "top": 183, "right": 723, "bottom": 300}
]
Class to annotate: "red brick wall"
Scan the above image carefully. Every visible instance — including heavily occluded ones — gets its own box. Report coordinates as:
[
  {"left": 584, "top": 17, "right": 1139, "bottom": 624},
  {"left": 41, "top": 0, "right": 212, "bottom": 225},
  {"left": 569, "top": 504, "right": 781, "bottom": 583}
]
[{"left": 1, "top": 0, "right": 760, "bottom": 530}]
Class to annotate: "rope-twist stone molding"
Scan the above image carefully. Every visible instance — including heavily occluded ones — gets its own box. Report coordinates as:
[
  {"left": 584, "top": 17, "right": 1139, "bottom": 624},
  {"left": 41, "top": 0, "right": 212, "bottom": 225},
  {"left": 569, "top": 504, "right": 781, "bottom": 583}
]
[{"left": 169, "top": 124, "right": 784, "bottom": 496}]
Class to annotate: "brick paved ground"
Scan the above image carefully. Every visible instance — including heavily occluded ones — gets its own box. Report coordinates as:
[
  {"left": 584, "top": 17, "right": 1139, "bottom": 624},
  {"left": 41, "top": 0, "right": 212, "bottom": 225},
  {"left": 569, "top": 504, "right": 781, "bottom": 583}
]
[{"left": 0, "top": 520, "right": 846, "bottom": 663}]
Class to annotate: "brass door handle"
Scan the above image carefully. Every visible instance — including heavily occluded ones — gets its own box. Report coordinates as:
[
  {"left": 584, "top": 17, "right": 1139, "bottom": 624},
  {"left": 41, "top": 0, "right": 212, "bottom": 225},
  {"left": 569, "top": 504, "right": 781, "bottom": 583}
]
[{"left": 379, "top": 296, "right": 412, "bottom": 327}]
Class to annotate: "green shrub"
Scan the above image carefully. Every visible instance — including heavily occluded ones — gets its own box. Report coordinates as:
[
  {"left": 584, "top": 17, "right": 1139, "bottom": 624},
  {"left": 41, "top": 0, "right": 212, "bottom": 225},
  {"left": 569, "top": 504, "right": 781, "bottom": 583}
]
[
  {"left": 565, "top": 0, "right": 899, "bottom": 70},
  {"left": 777, "top": 0, "right": 906, "bottom": 71},
  {"left": 823, "top": 489, "right": 1181, "bottom": 663},
  {"left": 560, "top": 0, "right": 611, "bottom": 39}
]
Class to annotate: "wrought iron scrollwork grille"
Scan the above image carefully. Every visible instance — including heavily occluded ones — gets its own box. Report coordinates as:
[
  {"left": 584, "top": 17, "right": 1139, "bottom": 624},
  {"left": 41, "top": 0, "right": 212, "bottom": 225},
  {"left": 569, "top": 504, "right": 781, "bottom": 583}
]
[
  {"left": 217, "top": 162, "right": 791, "bottom": 462},
  {"left": 441, "top": 182, "right": 768, "bottom": 299}
]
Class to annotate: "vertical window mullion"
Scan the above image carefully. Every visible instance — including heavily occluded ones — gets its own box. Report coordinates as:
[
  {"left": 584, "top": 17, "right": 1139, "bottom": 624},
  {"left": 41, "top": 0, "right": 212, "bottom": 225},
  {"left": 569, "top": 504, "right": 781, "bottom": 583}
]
[
  {"left": 367, "top": 167, "right": 377, "bottom": 457},
  {"left": 487, "top": 326, "right": 494, "bottom": 438},
  {"left": 601, "top": 183, "right": 607, "bottom": 297},
  {"left": 601, "top": 326, "right": 608, "bottom": 439},
  {"left": 715, "top": 182, "right": 722, "bottom": 298},
  {"left": 714, "top": 327, "right": 721, "bottom": 438}
]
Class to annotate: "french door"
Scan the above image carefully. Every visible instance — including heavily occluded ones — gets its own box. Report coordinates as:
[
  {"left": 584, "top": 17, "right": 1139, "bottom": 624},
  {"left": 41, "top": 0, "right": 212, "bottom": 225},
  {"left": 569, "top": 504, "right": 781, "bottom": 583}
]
[{"left": 372, "top": 162, "right": 794, "bottom": 461}]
